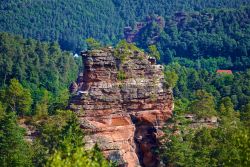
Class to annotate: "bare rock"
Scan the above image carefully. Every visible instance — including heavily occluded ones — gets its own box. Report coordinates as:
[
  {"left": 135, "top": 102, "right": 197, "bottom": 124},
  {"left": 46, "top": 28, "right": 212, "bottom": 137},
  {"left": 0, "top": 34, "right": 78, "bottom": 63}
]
[{"left": 69, "top": 48, "right": 174, "bottom": 167}]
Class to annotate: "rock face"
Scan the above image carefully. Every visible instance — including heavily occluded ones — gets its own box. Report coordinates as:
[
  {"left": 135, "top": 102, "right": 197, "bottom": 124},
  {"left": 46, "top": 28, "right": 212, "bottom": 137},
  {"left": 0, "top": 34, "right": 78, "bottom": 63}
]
[
  {"left": 124, "top": 16, "right": 165, "bottom": 43},
  {"left": 184, "top": 114, "right": 218, "bottom": 128},
  {"left": 69, "top": 48, "right": 173, "bottom": 167}
]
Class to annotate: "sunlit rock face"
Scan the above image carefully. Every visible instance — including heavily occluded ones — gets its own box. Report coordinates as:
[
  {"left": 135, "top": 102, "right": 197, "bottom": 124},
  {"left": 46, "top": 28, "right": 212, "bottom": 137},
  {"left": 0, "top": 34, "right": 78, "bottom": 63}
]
[{"left": 69, "top": 48, "right": 173, "bottom": 167}]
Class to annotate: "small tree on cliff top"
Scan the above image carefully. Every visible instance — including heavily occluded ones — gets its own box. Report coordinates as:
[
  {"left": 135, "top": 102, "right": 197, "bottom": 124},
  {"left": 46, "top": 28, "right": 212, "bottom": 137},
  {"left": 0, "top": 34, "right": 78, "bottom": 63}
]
[
  {"left": 114, "top": 40, "right": 141, "bottom": 63},
  {"left": 85, "top": 38, "right": 101, "bottom": 50},
  {"left": 148, "top": 45, "right": 160, "bottom": 60}
]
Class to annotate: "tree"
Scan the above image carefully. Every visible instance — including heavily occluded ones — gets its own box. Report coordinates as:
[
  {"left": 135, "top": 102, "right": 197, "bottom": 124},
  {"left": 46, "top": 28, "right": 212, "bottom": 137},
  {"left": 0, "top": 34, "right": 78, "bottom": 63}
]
[
  {"left": 6, "top": 79, "right": 32, "bottom": 116},
  {"left": 46, "top": 144, "right": 111, "bottom": 167},
  {"left": 57, "top": 112, "right": 84, "bottom": 153},
  {"left": 34, "top": 89, "right": 49, "bottom": 118},
  {"left": 0, "top": 33, "right": 80, "bottom": 92},
  {"left": 33, "top": 110, "right": 86, "bottom": 166},
  {"left": 43, "top": 111, "right": 112, "bottom": 167},
  {"left": 189, "top": 90, "right": 217, "bottom": 118},
  {"left": 0, "top": 102, "right": 6, "bottom": 120},
  {"left": 213, "top": 121, "right": 250, "bottom": 166},
  {"left": 192, "top": 128, "right": 217, "bottom": 166},
  {"left": 174, "top": 98, "right": 190, "bottom": 114},
  {"left": 114, "top": 40, "right": 141, "bottom": 63},
  {"left": 48, "top": 89, "right": 70, "bottom": 114},
  {"left": 36, "top": 110, "right": 74, "bottom": 153},
  {"left": 85, "top": 38, "right": 101, "bottom": 50},
  {"left": 241, "top": 103, "right": 250, "bottom": 127},
  {"left": 160, "top": 114, "right": 194, "bottom": 167},
  {"left": 164, "top": 70, "right": 178, "bottom": 88},
  {"left": 218, "top": 97, "right": 238, "bottom": 119},
  {"left": 148, "top": 45, "right": 160, "bottom": 60},
  {"left": 187, "top": 69, "right": 199, "bottom": 90},
  {"left": 0, "top": 110, "right": 33, "bottom": 167}
]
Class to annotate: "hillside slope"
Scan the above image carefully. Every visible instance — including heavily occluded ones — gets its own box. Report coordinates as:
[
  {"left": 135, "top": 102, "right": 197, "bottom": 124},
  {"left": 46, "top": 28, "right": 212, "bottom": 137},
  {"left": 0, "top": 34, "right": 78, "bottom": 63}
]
[
  {"left": 0, "top": 0, "right": 249, "bottom": 52},
  {"left": 132, "top": 7, "right": 250, "bottom": 70}
]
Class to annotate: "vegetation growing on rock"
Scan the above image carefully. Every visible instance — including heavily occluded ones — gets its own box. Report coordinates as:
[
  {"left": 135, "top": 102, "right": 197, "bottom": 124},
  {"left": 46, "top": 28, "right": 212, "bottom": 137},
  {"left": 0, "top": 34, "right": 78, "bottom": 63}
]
[{"left": 114, "top": 40, "right": 141, "bottom": 63}]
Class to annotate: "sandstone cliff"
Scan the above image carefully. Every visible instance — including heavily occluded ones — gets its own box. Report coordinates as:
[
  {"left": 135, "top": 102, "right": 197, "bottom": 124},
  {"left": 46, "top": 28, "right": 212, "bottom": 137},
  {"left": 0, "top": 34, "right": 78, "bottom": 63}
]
[{"left": 69, "top": 47, "right": 173, "bottom": 167}]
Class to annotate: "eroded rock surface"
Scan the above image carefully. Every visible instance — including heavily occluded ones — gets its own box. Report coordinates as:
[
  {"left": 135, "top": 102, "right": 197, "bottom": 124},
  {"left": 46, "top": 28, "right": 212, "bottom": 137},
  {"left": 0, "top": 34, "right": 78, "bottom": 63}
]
[{"left": 69, "top": 48, "right": 173, "bottom": 167}]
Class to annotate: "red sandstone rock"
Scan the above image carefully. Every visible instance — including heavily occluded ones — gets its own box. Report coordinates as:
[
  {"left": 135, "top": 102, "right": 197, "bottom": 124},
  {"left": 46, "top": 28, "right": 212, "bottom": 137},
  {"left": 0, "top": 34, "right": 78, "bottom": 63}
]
[{"left": 69, "top": 48, "right": 174, "bottom": 167}]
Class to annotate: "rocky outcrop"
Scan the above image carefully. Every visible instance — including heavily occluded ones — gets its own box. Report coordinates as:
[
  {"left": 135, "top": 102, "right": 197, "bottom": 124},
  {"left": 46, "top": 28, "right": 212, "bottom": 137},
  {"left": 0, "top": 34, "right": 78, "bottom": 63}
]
[
  {"left": 18, "top": 118, "right": 38, "bottom": 143},
  {"left": 184, "top": 114, "right": 218, "bottom": 128},
  {"left": 69, "top": 48, "right": 173, "bottom": 167},
  {"left": 124, "top": 16, "right": 165, "bottom": 43}
]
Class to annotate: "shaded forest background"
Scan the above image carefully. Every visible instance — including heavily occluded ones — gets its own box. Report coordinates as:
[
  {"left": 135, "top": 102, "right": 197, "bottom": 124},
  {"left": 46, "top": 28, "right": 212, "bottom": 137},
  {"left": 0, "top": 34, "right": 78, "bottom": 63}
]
[{"left": 0, "top": 0, "right": 249, "bottom": 52}]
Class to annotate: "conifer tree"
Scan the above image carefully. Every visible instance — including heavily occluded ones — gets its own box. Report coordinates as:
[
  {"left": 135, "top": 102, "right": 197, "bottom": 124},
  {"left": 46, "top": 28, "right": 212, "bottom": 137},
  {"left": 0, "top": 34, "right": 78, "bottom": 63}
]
[
  {"left": 0, "top": 106, "right": 33, "bottom": 167},
  {"left": 6, "top": 79, "right": 32, "bottom": 116}
]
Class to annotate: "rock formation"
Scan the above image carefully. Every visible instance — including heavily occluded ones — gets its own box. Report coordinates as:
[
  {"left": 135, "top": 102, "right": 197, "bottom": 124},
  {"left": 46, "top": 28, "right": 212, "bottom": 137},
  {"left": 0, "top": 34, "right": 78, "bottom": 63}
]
[
  {"left": 69, "top": 47, "right": 174, "bottom": 167},
  {"left": 124, "top": 16, "right": 165, "bottom": 43}
]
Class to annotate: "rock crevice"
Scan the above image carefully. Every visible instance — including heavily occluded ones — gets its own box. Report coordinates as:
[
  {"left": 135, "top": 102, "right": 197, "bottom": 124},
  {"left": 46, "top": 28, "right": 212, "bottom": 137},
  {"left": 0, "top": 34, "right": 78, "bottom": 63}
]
[{"left": 69, "top": 48, "right": 173, "bottom": 167}]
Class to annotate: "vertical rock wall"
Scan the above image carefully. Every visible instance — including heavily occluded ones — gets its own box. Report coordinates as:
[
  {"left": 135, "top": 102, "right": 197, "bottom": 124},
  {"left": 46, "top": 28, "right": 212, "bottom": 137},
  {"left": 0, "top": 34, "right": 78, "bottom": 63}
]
[{"left": 69, "top": 48, "right": 173, "bottom": 167}]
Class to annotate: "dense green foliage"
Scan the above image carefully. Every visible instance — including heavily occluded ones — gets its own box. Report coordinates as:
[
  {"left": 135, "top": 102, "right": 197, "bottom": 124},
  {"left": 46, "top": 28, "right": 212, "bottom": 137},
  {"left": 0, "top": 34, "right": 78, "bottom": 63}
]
[
  {"left": 189, "top": 90, "right": 217, "bottom": 118},
  {"left": 0, "top": 0, "right": 249, "bottom": 52},
  {"left": 160, "top": 106, "right": 249, "bottom": 167},
  {"left": 85, "top": 38, "right": 102, "bottom": 50},
  {"left": 114, "top": 39, "right": 141, "bottom": 63},
  {"left": 0, "top": 34, "right": 112, "bottom": 166},
  {"left": 135, "top": 6, "right": 250, "bottom": 70},
  {"left": 31, "top": 110, "right": 111, "bottom": 167},
  {"left": 0, "top": 81, "right": 113, "bottom": 167},
  {"left": 164, "top": 70, "right": 178, "bottom": 88},
  {"left": 46, "top": 144, "right": 111, "bottom": 167},
  {"left": 161, "top": 57, "right": 250, "bottom": 167},
  {"left": 2, "top": 79, "right": 32, "bottom": 116},
  {"left": 0, "top": 32, "right": 83, "bottom": 118},
  {"left": 0, "top": 106, "right": 33, "bottom": 167},
  {"left": 166, "top": 62, "right": 250, "bottom": 111},
  {"left": 0, "top": 32, "right": 80, "bottom": 93}
]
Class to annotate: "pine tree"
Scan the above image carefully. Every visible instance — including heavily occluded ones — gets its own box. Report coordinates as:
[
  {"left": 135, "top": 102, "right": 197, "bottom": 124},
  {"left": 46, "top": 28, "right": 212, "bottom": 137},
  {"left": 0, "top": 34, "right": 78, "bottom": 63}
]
[
  {"left": 148, "top": 45, "right": 160, "bottom": 60},
  {"left": 189, "top": 90, "right": 217, "bottom": 118},
  {"left": 0, "top": 107, "right": 33, "bottom": 167},
  {"left": 6, "top": 79, "right": 32, "bottom": 116}
]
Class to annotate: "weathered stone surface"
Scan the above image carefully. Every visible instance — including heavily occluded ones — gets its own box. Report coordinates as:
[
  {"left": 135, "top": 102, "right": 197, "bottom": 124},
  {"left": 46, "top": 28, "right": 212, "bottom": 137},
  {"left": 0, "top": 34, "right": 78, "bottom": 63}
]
[
  {"left": 184, "top": 114, "right": 218, "bottom": 128},
  {"left": 18, "top": 118, "right": 38, "bottom": 143},
  {"left": 69, "top": 48, "right": 174, "bottom": 167}
]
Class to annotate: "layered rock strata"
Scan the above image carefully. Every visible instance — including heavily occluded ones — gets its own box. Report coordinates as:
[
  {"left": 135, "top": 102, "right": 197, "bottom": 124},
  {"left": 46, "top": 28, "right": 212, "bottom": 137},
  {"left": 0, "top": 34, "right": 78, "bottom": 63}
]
[{"left": 69, "top": 48, "right": 173, "bottom": 167}]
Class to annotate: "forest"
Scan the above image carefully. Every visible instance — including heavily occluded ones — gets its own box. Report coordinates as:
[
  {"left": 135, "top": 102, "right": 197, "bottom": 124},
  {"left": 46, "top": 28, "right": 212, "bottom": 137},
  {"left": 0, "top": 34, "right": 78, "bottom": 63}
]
[
  {"left": 0, "top": 0, "right": 249, "bottom": 167},
  {"left": 134, "top": 6, "right": 250, "bottom": 70},
  {"left": 160, "top": 62, "right": 250, "bottom": 166},
  {"left": 0, "top": 0, "right": 249, "bottom": 52}
]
